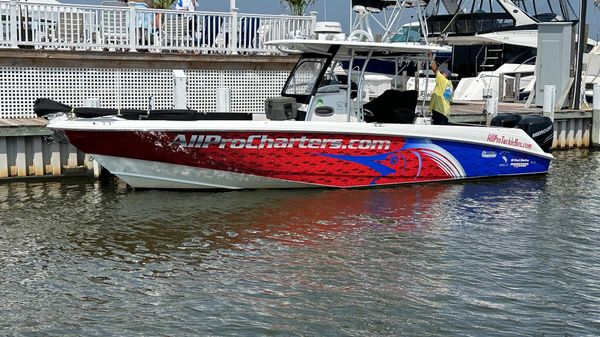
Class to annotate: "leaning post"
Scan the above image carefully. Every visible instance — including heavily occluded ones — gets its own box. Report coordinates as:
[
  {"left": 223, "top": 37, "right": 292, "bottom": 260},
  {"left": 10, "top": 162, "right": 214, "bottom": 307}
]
[{"left": 592, "top": 84, "right": 600, "bottom": 148}]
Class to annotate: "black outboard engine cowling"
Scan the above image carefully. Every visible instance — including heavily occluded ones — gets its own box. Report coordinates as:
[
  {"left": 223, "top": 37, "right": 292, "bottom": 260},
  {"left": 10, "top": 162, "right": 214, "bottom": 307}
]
[
  {"left": 491, "top": 113, "right": 522, "bottom": 128},
  {"left": 517, "top": 115, "right": 554, "bottom": 153}
]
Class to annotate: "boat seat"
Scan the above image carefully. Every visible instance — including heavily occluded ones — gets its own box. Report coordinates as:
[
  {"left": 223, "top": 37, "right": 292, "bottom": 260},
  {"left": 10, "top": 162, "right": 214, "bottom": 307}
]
[{"left": 363, "top": 89, "right": 417, "bottom": 124}]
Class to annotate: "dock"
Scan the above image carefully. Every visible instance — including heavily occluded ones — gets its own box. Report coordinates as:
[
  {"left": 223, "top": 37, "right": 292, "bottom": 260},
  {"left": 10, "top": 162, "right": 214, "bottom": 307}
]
[
  {"left": 0, "top": 117, "right": 91, "bottom": 179},
  {"left": 449, "top": 102, "right": 593, "bottom": 149}
]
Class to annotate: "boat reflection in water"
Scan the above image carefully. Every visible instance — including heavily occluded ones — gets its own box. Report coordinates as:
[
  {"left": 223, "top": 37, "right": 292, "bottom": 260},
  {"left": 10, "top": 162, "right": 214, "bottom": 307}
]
[{"left": 47, "top": 180, "right": 467, "bottom": 263}]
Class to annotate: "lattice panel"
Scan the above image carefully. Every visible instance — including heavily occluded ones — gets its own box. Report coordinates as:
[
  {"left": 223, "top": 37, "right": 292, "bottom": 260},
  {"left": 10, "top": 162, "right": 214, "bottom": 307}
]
[
  {"left": 186, "top": 69, "right": 289, "bottom": 112},
  {"left": 0, "top": 67, "right": 174, "bottom": 118},
  {"left": 0, "top": 67, "right": 289, "bottom": 118}
]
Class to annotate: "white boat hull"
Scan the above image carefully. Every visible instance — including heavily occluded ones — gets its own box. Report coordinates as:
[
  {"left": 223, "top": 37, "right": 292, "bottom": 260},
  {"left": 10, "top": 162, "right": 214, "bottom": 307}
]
[{"left": 48, "top": 118, "right": 554, "bottom": 189}]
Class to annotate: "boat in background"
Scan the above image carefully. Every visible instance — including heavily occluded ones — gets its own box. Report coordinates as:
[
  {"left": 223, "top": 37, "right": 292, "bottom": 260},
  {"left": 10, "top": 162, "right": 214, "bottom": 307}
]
[{"left": 425, "top": 0, "right": 596, "bottom": 102}]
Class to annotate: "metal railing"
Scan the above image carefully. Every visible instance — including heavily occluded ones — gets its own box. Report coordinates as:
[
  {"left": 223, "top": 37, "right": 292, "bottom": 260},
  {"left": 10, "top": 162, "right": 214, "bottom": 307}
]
[{"left": 0, "top": 0, "right": 316, "bottom": 54}]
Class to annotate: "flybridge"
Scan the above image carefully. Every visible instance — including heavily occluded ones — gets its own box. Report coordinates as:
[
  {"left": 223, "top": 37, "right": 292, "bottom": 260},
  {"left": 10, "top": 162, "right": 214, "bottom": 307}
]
[{"left": 426, "top": 0, "right": 578, "bottom": 37}]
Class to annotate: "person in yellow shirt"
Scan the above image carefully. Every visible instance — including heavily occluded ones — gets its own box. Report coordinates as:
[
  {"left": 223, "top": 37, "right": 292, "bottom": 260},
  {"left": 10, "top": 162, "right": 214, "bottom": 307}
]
[{"left": 427, "top": 51, "right": 453, "bottom": 125}]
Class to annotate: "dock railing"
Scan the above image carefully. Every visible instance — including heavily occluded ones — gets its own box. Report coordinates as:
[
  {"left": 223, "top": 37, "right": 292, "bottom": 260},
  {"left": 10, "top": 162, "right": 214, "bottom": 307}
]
[{"left": 0, "top": 0, "right": 316, "bottom": 54}]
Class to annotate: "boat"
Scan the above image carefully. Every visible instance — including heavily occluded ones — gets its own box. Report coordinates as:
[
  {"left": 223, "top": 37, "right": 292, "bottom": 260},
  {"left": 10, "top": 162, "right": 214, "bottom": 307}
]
[
  {"left": 426, "top": 0, "right": 595, "bottom": 102},
  {"left": 36, "top": 33, "right": 554, "bottom": 189}
]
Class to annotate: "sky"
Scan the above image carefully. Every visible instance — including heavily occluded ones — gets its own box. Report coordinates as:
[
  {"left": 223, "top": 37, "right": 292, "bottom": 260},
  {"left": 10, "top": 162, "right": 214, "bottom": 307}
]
[{"left": 60, "top": 0, "right": 600, "bottom": 40}]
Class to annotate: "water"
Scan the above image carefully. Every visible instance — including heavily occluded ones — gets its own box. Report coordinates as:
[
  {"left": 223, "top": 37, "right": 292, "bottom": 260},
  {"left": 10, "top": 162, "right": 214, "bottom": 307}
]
[{"left": 1, "top": 150, "right": 600, "bottom": 337}]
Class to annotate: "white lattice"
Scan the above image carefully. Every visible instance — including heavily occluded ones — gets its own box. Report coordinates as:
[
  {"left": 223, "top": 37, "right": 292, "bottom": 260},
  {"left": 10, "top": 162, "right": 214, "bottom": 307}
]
[
  {"left": 0, "top": 66, "right": 289, "bottom": 118},
  {"left": 187, "top": 69, "right": 289, "bottom": 112}
]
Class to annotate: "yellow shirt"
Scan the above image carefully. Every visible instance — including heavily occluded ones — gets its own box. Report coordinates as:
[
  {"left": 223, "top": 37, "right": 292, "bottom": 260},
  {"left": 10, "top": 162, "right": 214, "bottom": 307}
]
[{"left": 429, "top": 71, "right": 452, "bottom": 116}]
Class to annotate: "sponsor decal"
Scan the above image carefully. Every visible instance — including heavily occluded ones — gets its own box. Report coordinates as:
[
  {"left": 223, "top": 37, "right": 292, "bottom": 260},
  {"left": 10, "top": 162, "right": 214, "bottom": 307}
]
[
  {"left": 532, "top": 125, "right": 552, "bottom": 138},
  {"left": 171, "top": 134, "right": 391, "bottom": 151},
  {"left": 481, "top": 150, "right": 497, "bottom": 159},
  {"left": 510, "top": 158, "right": 530, "bottom": 168},
  {"left": 498, "top": 152, "right": 510, "bottom": 167},
  {"left": 486, "top": 133, "right": 533, "bottom": 150}
]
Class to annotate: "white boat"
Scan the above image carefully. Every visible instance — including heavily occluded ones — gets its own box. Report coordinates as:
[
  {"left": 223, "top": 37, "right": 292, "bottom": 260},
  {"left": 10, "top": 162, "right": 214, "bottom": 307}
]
[
  {"left": 426, "top": 0, "right": 577, "bottom": 48},
  {"left": 426, "top": 0, "right": 594, "bottom": 101},
  {"left": 38, "top": 37, "right": 554, "bottom": 190}
]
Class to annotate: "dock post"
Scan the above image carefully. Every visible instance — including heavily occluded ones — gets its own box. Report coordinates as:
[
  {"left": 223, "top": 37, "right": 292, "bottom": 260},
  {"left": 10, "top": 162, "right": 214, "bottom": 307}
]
[
  {"left": 216, "top": 88, "right": 231, "bottom": 112},
  {"left": 0, "top": 137, "right": 8, "bottom": 178},
  {"left": 514, "top": 73, "right": 521, "bottom": 101},
  {"left": 592, "top": 84, "right": 600, "bottom": 147},
  {"left": 485, "top": 97, "right": 498, "bottom": 126},
  {"left": 543, "top": 84, "right": 556, "bottom": 121},
  {"left": 485, "top": 92, "right": 498, "bottom": 126},
  {"left": 173, "top": 70, "right": 187, "bottom": 109}
]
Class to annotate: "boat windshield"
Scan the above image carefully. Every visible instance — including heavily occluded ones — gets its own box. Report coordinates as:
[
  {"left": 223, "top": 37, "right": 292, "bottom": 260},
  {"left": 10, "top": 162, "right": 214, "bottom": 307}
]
[
  {"left": 513, "top": 0, "right": 577, "bottom": 21},
  {"left": 283, "top": 56, "right": 330, "bottom": 103},
  {"left": 391, "top": 25, "right": 422, "bottom": 43}
]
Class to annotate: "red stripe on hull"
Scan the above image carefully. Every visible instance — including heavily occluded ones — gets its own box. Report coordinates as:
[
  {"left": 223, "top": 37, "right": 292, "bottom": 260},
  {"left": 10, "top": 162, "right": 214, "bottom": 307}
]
[{"left": 66, "top": 131, "right": 453, "bottom": 187}]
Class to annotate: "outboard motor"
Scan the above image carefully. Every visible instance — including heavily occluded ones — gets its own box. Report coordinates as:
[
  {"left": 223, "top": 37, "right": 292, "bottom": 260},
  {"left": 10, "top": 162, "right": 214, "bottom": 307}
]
[
  {"left": 490, "top": 113, "right": 522, "bottom": 128},
  {"left": 517, "top": 115, "right": 554, "bottom": 153}
]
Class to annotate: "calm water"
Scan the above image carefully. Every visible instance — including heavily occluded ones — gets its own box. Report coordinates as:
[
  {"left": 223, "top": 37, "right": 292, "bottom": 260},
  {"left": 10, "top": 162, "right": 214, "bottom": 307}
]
[{"left": 1, "top": 150, "right": 600, "bottom": 336}]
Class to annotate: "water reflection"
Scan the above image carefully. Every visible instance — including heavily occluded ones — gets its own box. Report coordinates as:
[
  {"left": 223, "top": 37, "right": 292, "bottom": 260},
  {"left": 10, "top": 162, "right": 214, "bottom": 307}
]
[
  {"left": 1, "top": 177, "right": 556, "bottom": 268},
  {"left": 58, "top": 182, "right": 465, "bottom": 266},
  {"left": 1, "top": 151, "right": 600, "bottom": 336}
]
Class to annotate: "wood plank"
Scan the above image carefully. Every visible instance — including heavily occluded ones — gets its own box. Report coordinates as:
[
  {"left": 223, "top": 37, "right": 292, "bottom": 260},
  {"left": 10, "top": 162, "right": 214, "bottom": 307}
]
[
  {"left": 0, "top": 118, "right": 48, "bottom": 127},
  {"left": 32, "top": 137, "right": 44, "bottom": 176},
  {"left": 15, "top": 137, "right": 27, "bottom": 177},
  {"left": 0, "top": 50, "right": 298, "bottom": 71},
  {"left": 0, "top": 137, "right": 8, "bottom": 178},
  {"left": 558, "top": 121, "right": 567, "bottom": 148},
  {"left": 575, "top": 119, "right": 583, "bottom": 148},
  {"left": 67, "top": 144, "right": 78, "bottom": 168},
  {"left": 50, "top": 142, "right": 61, "bottom": 176},
  {"left": 566, "top": 120, "right": 574, "bottom": 148}
]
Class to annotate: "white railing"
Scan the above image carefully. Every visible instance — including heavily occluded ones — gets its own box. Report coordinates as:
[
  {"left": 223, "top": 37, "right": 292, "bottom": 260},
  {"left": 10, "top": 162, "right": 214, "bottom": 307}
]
[{"left": 0, "top": 0, "right": 316, "bottom": 54}]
